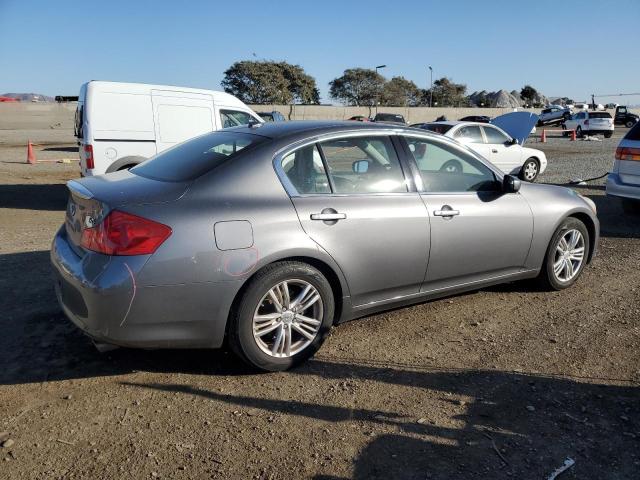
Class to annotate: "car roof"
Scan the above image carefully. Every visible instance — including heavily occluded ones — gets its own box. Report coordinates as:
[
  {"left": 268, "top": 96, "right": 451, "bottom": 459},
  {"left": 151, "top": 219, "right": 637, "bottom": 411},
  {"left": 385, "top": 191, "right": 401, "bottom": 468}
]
[{"left": 228, "top": 120, "right": 426, "bottom": 140}]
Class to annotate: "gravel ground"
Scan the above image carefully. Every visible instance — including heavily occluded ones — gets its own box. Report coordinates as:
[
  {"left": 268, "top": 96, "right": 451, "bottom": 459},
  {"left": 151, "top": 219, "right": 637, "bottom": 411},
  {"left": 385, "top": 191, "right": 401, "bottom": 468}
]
[{"left": 0, "top": 126, "right": 639, "bottom": 479}]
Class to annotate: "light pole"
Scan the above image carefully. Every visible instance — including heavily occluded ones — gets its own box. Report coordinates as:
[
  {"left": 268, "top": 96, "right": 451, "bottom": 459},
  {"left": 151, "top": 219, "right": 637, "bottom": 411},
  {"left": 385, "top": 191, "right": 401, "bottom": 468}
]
[
  {"left": 374, "top": 65, "right": 386, "bottom": 112},
  {"left": 428, "top": 66, "right": 433, "bottom": 107}
]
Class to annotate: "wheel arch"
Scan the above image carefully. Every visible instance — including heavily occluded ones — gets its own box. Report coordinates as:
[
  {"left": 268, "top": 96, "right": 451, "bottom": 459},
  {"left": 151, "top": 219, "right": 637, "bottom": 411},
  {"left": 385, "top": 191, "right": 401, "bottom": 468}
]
[
  {"left": 567, "top": 212, "right": 597, "bottom": 263},
  {"left": 105, "top": 155, "right": 147, "bottom": 173},
  {"left": 224, "top": 255, "right": 348, "bottom": 343}
]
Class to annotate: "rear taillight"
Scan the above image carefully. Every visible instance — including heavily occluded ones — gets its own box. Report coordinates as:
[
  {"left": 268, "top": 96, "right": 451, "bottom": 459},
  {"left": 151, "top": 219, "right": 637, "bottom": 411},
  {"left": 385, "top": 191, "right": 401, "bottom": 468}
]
[
  {"left": 616, "top": 147, "right": 640, "bottom": 161},
  {"left": 81, "top": 210, "right": 171, "bottom": 255},
  {"left": 84, "top": 144, "right": 95, "bottom": 169}
]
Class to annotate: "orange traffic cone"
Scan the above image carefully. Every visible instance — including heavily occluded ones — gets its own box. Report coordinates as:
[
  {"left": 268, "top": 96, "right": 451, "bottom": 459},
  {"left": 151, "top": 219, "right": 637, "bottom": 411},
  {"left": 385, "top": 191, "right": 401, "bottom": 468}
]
[
  {"left": 570, "top": 129, "right": 576, "bottom": 141},
  {"left": 27, "top": 141, "right": 36, "bottom": 164},
  {"left": 540, "top": 129, "right": 546, "bottom": 143}
]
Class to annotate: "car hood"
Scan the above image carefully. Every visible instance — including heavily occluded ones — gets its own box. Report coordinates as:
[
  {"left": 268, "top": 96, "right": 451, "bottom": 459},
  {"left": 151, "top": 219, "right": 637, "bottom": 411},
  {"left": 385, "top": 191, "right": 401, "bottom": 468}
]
[{"left": 491, "top": 112, "right": 539, "bottom": 145}]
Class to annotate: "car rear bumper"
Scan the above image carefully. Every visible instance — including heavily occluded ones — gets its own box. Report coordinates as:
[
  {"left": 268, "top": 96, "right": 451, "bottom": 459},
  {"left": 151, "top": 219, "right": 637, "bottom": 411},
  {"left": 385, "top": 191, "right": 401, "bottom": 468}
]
[
  {"left": 51, "top": 226, "right": 239, "bottom": 349},
  {"left": 584, "top": 128, "right": 614, "bottom": 134},
  {"left": 606, "top": 173, "right": 640, "bottom": 200}
]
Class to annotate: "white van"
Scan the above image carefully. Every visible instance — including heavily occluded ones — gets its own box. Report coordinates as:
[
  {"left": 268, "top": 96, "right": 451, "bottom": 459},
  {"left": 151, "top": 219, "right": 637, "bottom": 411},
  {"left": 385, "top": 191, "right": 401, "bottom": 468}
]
[{"left": 74, "top": 81, "right": 262, "bottom": 176}]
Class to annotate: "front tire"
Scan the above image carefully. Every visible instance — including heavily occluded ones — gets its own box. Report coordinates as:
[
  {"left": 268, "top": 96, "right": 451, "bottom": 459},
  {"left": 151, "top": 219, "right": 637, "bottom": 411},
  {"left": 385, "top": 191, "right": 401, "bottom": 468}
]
[
  {"left": 625, "top": 120, "right": 635, "bottom": 128},
  {"left": 519, "top": 158, "right": 540, "bottom": 182},
  {"left": 538, "top": 218, "right": 590, "bottom": 290},
  {"left": 228, "top": 261, "right": 334, "bottom": 372}
]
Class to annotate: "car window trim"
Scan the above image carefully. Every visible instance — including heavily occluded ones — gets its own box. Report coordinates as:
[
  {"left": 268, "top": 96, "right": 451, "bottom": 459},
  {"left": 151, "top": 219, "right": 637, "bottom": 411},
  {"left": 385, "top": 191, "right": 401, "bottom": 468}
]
[{"left": 273, "top": 130, "right": 416, "bottom": 198}]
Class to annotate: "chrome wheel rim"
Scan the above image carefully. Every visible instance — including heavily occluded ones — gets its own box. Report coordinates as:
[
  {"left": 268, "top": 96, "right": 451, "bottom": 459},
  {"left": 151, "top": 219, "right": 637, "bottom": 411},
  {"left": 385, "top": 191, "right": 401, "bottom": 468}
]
[
  {"left": 253, "top": 279, "right": 323, "bottom": 358},
  {"left": 553, "top": 229, "right": 585, "bottom": 282},
  {"left": 524, "top": 161, "right": 538, "bottom": 180}
]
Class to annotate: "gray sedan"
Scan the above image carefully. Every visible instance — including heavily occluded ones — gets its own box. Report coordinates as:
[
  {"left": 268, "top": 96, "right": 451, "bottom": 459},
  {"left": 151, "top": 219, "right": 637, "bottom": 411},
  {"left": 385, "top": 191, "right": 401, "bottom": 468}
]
[{"left": 51, "top": 122, "right": 599, "bottom": 371}]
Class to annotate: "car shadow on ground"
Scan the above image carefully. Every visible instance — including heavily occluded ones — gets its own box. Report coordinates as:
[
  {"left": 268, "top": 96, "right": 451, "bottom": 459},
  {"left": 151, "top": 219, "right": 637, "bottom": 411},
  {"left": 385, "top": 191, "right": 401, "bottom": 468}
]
[
  {"left": 42, "top": 146, "right": 78, "bottom": 153},
  {"left": 0, "top": 183, "right": 68, "bottom": 210},
  {"left": 123, "top": 359, "right": 639, "bottom": 479}
]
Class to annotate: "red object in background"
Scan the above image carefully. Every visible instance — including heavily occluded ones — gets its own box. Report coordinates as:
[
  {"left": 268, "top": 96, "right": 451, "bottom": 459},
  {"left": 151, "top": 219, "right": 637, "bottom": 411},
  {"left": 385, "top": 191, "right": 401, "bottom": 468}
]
[
  {"left": 0, "top": 96, "right": 19, "bottom": 102},
  {"left": 27, "top": 141, "right": 36, "bottom": 164}
]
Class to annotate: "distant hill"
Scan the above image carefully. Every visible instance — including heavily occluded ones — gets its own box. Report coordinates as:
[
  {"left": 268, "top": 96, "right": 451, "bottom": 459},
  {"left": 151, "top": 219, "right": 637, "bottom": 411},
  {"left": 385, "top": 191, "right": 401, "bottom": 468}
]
[{"left": 1, "top": 93, "right": 54, "bottom": 102}]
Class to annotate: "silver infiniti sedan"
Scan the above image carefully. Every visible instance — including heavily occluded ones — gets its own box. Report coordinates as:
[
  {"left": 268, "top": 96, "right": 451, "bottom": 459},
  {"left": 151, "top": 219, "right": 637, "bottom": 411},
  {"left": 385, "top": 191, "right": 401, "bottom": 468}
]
[{"left": 51, "top": 122, "right": 599, "bottom": 371}]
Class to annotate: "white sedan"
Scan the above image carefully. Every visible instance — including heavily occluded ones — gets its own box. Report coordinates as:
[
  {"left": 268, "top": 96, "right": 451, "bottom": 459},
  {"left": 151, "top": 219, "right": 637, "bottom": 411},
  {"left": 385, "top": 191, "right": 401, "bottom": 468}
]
[{"left": 416, "top": 120, "right": 547, "bottom": 182}]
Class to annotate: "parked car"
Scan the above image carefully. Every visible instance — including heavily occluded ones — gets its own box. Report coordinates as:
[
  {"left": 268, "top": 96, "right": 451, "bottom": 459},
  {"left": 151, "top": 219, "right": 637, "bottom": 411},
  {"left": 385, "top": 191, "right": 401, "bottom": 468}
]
[
  {"left": 614, "top": 106, "right": 639, "bottom": 128},
  {"left": 459, "top": 115, "right": 491, "bottom": 123},
  {"left": 606, "top": 121, "right": 640, "bottom": 213},
  {"left": 257, "top": 111, "right": 286, "bottom": 122},
  {"left": 563, "top": 111, "right": 614, "bottom": 138},
  {"left": 372, "top": 113, "right": 406, "bottom": 124},
  {"left": 574, "top": 103, "right": 589, "bottom": 111},
  {"left": 347, "top": 115, "right": 371, "bottom": 122},
  {"left": 416, "top": 119, "right": 547, "bottom": 181},
  {"left": 51, "top": 121, "right": 598, "bottom": 371},
  {"left": 74, "top": 81, "right": 262, "bottom": 176},
  {"left": 537, "top": 106, "right": 572, "bottom": 126}
]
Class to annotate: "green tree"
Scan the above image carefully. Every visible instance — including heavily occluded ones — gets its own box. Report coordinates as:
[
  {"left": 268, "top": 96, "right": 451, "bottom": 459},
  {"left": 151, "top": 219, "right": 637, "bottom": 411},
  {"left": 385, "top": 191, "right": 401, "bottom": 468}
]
[
  {"left": 423, "top": 78, "right": 469, "bottom": 107},
  {"left": 520, "top": 85, "right": 538, "bottom": 106},
  {"left": 329, "top": 68, "right": 386, "bottom": 106},
  {"left": 221, "top": 61, "right": 320, "bottom": 104},
  {"left": 381, "top": 76, "right": 421, "bottom": 107}
]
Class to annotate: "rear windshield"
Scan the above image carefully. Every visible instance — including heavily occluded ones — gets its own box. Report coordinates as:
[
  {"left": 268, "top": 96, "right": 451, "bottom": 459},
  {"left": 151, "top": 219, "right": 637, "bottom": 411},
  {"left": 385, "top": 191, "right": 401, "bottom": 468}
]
[
  {"left": 589, "top": 112, "right": 612, "bottom": 118},
  {"left": 132, "top": 131, "right": 265, "bottom": 182},
  {"left": 625, "top": 122, "right": 640, "bottom": 141},
  {"left": 376, "top": 114, "right": 405, "bottom": 122},
  {"left": 421, "top": 124, "right": 454, "bottom": 134}
]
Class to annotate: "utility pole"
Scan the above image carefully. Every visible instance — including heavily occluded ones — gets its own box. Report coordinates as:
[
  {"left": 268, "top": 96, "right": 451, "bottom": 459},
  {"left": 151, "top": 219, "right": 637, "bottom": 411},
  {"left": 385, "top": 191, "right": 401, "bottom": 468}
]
[
  {"left": 375, "top": 65, "right": 386, "bottom": 113},
  {"left": 428, "top": 66, "right": 433, "bottom": 107}
]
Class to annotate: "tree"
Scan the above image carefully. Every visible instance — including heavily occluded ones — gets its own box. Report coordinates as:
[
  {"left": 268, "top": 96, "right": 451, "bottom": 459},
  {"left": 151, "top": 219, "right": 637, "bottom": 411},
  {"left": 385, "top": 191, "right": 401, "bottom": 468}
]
[
  {"left": 221, "top": 61, "right": 320, "bottom": 104},
  {"left": 381, "top": 76, "right": 421, "bottom": 107},
  {"left": 329, "top": 68, "right": 386, "bottom": 106},
  {"left": 520, "top": 85, "right": 538, "bottom": 106},
  {"left": 423, "top": 78, "right": 469, "bottom": 107}
]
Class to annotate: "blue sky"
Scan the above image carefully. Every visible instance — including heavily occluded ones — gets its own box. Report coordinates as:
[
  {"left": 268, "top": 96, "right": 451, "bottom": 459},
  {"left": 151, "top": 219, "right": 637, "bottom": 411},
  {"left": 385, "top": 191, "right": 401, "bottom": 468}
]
[{"left": 1, "top": 0, "right": 639, "bottom": 105}]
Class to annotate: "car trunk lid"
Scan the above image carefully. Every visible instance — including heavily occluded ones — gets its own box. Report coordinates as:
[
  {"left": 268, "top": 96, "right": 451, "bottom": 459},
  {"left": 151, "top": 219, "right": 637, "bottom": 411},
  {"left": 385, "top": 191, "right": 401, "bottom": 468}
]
[{"left": 64, "top": 171, "right": 189, "bottom": 254}]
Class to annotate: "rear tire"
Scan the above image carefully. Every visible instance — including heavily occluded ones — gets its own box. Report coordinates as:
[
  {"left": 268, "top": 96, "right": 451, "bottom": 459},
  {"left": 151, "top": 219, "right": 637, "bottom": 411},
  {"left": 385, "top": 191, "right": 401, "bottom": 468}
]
[
  {"left": 228, "top": 261, "right": 334, "bottom": 372},
  {"left": 519, "top": 158, "right": 540, "bottom": 182},
  {"left": 538, "top": 218, "right": 590, "bottom": 291},
  {"left": 625, "top": 120, "right": 635, "bottom": 128}
]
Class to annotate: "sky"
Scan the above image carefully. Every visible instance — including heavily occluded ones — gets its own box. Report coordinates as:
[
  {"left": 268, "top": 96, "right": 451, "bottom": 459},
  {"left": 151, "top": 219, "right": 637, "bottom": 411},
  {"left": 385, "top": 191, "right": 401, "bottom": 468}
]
[{"left": 1, "top": 0, "right": 639, "bottom": 105}]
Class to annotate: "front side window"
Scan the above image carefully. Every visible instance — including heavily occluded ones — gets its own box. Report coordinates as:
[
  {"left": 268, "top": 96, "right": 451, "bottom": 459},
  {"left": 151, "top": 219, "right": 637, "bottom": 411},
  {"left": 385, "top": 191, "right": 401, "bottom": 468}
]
[
  {"left": 319, "top": 136, "right": 407, "bottom": 194},
  {"left": 454, "top": 125, "right": 484, "bottom": 144},
  {"left": 482, "top": 126, "right": 510, "bottom": 144},
  {"left": 281, "top": 145, "right": 330, "bottom": 194},
  {"left": 220, "top": 109, "right": 254, "bottom": 128},
  {"left": 403, "top": 136, "right": 499, "bottom": 193}
]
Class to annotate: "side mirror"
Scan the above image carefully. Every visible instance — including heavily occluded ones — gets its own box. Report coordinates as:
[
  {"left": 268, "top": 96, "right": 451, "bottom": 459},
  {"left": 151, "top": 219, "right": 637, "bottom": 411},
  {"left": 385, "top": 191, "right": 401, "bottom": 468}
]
[
  {"left": 503, "top": 175, "right": 521, "bottom": 193},
  {"left": 353, "top": 160, "right": 370, "bottom": 173},
  {"left": 509, "top": 137, "right": 519, "bottom": 146}
]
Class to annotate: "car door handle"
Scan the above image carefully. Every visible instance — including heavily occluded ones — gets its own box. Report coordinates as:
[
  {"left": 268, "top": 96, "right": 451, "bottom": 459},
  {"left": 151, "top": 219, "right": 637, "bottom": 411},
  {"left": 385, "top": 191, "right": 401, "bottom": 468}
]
[
  {"left": 491, "top": 148, "right": 498, "bottom": 153},
  {"left": 434, "top": 208, "right": 460, "bottom": 217},
  {"left": 310, "top": 212, "right": 347, "bottom": 221}
]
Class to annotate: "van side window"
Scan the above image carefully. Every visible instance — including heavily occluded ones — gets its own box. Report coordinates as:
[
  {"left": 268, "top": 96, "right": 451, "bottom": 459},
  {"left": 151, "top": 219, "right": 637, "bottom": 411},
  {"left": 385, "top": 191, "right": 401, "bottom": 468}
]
[{"left": 220, "top": 110, "right": 253, "bottom": 128}]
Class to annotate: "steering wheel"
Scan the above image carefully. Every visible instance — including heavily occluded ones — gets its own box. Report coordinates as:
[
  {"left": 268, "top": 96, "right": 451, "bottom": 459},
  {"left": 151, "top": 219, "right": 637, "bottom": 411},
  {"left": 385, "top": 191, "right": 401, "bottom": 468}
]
[{"left": 440, "top": 159, "right": 463, "bottom": 174}]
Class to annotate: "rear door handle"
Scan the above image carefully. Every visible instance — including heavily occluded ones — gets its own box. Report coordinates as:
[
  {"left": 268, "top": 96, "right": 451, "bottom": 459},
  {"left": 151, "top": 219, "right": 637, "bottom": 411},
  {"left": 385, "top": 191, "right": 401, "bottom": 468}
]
[
  {"left": 491, "top": 148, "right": 498, "bottom": 153},
  {"left": 311, "top": 212, "right": 346, "bottom": 221}
]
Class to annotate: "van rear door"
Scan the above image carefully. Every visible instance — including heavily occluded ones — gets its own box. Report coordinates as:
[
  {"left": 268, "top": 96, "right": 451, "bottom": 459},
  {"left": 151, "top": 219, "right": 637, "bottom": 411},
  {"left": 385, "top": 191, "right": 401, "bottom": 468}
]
[{"left": 151, "top": 90, "right": 215, "bottom": 153}]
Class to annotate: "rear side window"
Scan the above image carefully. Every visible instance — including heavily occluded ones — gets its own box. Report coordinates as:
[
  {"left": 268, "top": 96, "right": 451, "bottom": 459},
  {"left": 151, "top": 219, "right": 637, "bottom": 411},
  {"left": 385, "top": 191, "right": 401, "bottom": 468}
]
[
  {"left": 132, "top": 132, "right": 264, "bottom": 182},
  {"left": 281, "top": 145, "right": 330, "bottom": 194},
  {"left": 454, "top": 125, "right": 483, "bottom": 143},
  {"left": 625, "top": 122, "right": 640, "bottom": 141}
]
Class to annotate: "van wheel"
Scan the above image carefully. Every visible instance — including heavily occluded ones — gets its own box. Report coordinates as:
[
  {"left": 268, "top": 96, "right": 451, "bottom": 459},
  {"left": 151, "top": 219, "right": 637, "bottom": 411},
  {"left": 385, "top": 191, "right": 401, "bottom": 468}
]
[
  {"left": 228, "top": 261, "right": 334, "bottom": 372},
  {"left": 626, "top": 120, "right": 635, "bottom": 128}
]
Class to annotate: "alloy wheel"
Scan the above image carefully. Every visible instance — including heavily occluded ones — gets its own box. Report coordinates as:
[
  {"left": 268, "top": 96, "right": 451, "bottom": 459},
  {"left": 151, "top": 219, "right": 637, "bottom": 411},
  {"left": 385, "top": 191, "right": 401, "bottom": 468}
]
[
  {"left": 552, "top": 229, "right": 585, "bottom": 282},
  {"left": 252, "top": 279, "right": 323, "bottom": 358},
  {"left": 523, "top": 161, "right": 538, "bottom": 181}
]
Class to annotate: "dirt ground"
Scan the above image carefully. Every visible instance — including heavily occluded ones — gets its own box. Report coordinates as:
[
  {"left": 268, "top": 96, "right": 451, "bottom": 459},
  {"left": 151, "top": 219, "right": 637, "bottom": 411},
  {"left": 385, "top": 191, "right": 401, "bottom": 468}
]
[{"left": 0, "top": 128, "right": 639, "bottom": 479}]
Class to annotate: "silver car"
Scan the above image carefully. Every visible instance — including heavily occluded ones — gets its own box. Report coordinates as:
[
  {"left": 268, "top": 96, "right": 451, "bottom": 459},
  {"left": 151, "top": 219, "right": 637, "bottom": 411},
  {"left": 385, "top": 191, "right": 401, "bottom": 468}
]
[{"left": 51, "top": 122, "right": 599, "bottom": 371}]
